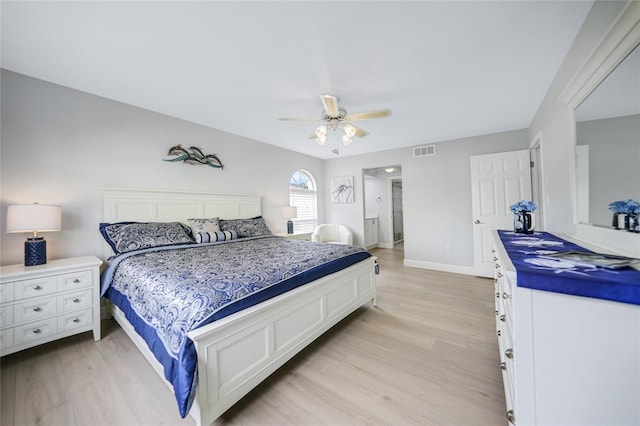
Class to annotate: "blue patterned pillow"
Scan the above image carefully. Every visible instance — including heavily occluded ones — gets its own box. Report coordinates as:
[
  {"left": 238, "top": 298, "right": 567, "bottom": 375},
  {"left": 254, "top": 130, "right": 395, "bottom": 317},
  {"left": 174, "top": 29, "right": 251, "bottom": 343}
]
[
  {"left": 99, "top": 221, "right": 194, "bottom": 254},
  {"left": 219, "top": 216, "right": 272, "bottom": 238},
  {"left": 195, "top": 230, "right": 238, "bottom": 243}
]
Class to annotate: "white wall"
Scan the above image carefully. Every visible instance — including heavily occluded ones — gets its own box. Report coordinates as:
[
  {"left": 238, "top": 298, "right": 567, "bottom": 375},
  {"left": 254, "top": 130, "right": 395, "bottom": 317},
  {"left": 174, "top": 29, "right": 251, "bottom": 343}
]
[
  {"left": 0, "top": 70, "right": 325, "bottom": 265},
  {"left": 324, "top": 129, "right": 529, "bottom": 272},
  {"left": 528, "top": 1, "right": 628, "bottom": 234}
]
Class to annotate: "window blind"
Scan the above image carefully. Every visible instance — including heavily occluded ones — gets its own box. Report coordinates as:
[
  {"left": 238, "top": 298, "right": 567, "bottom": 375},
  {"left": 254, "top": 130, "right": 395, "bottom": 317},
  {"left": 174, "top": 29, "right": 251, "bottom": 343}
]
[{"left": 290, "top": 189, "right": 317, "bottom": 233}]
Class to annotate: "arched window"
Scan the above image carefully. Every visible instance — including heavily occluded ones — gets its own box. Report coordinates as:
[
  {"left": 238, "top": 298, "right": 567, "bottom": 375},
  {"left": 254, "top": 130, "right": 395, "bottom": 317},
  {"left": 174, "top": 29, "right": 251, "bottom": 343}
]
[{"left": 289, "top": 170, "right": 317, "bottom": 233}]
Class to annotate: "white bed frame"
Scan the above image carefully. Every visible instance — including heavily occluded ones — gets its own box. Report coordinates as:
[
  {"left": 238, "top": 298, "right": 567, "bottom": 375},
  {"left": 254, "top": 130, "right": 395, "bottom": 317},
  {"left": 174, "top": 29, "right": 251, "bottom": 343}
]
[{"left": 102, "top": 188, "right": 377, "bottom": 425}]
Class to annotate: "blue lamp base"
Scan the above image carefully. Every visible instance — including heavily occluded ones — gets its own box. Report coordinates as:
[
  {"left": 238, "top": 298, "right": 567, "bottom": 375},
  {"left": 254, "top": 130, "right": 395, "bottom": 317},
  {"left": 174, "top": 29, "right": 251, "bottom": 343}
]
[
  {"left": 287, "top": 220, "right": 294, "bottom": 234},
  {"left": 25, "top": 238, "right": 47, "bottom": 266}
]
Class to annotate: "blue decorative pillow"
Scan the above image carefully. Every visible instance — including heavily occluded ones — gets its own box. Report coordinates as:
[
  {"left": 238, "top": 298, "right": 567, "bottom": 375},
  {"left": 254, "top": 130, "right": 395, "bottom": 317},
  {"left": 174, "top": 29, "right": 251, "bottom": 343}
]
[
  {"left": 195, "top": 230, "right": 238, "bottom": 243},
  {"left": 219, "top": 216, "right": 272, "bottom": 238},
  {"left": 99, "top": 221, "right": 194, "bottom": 254}
]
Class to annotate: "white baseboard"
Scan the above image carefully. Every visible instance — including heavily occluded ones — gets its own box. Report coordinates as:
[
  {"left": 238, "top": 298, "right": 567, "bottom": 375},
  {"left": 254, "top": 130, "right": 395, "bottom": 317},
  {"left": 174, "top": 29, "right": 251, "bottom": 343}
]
[
  {"left": 403, "top": 259, "right": 477, "bottom": 276},
  {"left": 377, "top": 242, "right": 394, "bottom": 249}
]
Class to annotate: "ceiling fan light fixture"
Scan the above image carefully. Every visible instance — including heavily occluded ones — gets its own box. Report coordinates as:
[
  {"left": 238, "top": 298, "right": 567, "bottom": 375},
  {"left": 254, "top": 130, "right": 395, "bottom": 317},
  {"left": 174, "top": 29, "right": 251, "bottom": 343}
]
[
  {"left": 315, "top": 125, "right": 327, "bottom": 137},
  {"left": 316, "top": 135, "right": 326, "bottom": 145},
  {"left": 385, "top": 167, "right": 395, "bottom": 173},
  {"left": 342, "top": 124, "right": 356, "bottom": 137},
  {"left": 342, "top": 134, "right": 352, "bottom": 145}
]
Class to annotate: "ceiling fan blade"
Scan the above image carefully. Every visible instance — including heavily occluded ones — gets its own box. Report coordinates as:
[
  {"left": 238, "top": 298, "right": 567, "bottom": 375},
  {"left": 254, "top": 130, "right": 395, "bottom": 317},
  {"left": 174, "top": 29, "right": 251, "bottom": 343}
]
[
  {"left": 345, "top": 109, "right": 392, "bottom": 121},
  {"left": 277, "top": 117, "right": 320, "bottom": 122},
  {"left": 352, "top": 125, "right": 369, "bottom": 138},
  {"left": 320, "top": 95, "right": 340, "bottom": 117}
]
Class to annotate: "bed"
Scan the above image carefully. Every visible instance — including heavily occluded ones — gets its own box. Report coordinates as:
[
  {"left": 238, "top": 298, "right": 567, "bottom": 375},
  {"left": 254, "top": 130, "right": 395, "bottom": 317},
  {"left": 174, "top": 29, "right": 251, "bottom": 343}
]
[{"left": 100, "top": 188, "right": 377, "bottom": 426}]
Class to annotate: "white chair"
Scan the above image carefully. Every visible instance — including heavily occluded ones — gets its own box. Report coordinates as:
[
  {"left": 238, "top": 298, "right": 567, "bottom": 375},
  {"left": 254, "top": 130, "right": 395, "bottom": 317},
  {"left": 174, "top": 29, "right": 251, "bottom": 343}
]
[{"left": 311, "top": 224, "right": 353, "bottom": 245}]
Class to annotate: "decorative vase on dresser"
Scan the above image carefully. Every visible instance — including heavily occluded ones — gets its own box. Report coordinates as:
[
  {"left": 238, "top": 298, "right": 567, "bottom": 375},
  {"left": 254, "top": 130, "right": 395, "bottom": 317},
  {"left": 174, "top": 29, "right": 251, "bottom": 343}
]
[
  {"left": 0, "top": 256, "right": 103, "bottom": 356},
  {"left": 492, "top": 230, "right": 640, "bottom": 425}
]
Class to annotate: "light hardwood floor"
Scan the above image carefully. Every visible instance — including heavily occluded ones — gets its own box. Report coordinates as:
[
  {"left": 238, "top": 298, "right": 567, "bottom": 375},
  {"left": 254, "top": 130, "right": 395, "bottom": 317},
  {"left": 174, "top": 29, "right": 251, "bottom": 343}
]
[{"left": 1, "top": 245, "right": 506, "bottom": 425}]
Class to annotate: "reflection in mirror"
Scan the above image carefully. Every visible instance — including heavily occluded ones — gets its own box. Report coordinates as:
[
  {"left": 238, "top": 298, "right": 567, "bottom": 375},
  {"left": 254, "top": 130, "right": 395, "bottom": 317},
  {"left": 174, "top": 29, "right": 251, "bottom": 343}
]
[{"left": 574, "top": 44, "right": 640, "bottom": 229}]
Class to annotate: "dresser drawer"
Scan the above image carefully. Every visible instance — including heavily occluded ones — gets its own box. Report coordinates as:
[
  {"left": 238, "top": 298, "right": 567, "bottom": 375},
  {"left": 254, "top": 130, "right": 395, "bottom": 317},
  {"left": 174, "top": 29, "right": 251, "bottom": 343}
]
[
  {"left": 58, "top": 289, "right": 92, "bottom": 312},
  {"left": 14, "top": 296, "right": 57, "bottom": 323},
  {"left": 14, "top": 276, "right": 58, "bottom": 299},
  {"left": 59, "top": 308, "right": 92, "bottom": 332},
  {"left": 1, "top": 305, "right": 14, "bottom": 328},
  {"left": 60, "top": 270, "right": 93, "bottom": 291},
  {"left": 0, "top": 282, "right": 15, "bottom": 303},
  {"left": 14, "top": 317, "right": 58, "bottom": 345},
  {"left": 0, "top": 328, "right": 13, "bottom": 348}
]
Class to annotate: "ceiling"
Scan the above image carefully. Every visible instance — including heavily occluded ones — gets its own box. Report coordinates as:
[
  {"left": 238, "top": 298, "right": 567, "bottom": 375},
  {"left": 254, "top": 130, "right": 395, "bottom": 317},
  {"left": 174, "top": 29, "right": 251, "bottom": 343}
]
[{"left": 1, "top": 1, "right": 594, "bottom": 160}]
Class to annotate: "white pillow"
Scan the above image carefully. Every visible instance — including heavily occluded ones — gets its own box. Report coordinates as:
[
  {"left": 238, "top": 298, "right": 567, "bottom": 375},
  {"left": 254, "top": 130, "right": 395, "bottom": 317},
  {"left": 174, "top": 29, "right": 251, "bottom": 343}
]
[{"left": 186, "top": 217, "right": 220, "bottom": 236}]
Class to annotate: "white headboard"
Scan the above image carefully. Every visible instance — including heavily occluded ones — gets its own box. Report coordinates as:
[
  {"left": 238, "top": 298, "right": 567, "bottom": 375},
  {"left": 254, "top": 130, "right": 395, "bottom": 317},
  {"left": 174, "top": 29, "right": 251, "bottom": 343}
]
[{"left": 102, "top": 188, "right": 261, "bottom": 258}]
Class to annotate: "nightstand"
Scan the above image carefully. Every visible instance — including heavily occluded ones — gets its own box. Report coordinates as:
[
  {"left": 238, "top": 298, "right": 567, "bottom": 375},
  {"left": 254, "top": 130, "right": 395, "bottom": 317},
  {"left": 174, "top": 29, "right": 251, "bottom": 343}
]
[
  {"left": 275, "top": 232, "right": 313, "bottom": 241},
  {"left": 0, "top": 256, "right": 103, "bottom": 356}
]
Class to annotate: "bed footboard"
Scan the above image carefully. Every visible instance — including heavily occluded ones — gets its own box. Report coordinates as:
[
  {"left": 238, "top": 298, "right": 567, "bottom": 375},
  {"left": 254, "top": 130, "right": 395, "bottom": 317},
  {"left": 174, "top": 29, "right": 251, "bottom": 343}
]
[{"left": 187, "top": 256, "right": 377, "bottom": 426}]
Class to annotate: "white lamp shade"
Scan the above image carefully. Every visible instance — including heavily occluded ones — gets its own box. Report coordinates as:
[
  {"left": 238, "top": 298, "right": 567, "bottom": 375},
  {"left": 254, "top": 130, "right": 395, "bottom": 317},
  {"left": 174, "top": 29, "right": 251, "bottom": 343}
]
[
  {"left": 6, "top": 204, "right": 62, "bottom": 234},
  {"left": 282, "top": 206, "right": 298, "bottom": 219}
]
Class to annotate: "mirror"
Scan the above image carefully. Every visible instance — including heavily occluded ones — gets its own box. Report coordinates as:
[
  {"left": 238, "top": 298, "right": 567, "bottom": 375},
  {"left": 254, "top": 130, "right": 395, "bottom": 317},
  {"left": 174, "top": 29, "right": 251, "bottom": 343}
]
[{"left": 574, "top": 44, "right": 640, "bottom": 229}]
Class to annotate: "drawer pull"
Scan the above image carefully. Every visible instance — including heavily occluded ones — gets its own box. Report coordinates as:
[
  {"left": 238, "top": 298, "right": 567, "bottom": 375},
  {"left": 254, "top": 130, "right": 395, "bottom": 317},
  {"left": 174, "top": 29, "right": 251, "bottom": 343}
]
[
  {"left": 494, "top": 310, "right": 499, "bottom": 316},
  {"left": 494, "top": 278, "right": 498, "bottom": 284},
  {"left": 496, "top": 329, "right": 501, "bottom": 336},
  {"left": 499, "top": 314, "right": 506, "bottom": 322},
  {"left": 493, "top": 256, "right": 498, "bottom": 262},
  {"left": 497, "top": 272, "right": 503, "bottom": 278},
  {"left": 500, "top": 362, "right": 507, "bottom": 371},
  {"left": 491, "top": 249, "right": 496, "bottom": 254},
  {"left": 72, "top": 318, "right": 80, "bottom": 323},
  {"left": 505, "top": 348, "right": 514, "bottom": 359},
  {"left": 503, "top": 292, "right": 511, "bottom": 299},
  {"left": 33, "top": 307, "right": 42, "bottom": 312},
  {"left": 33, "top": 285, "right": 42, "bottom": 290},
  {"left": 73, "top": 298, "right": 80, "bottom": 303},
  {"left": 507, "top": 409, "right": 515, "bottom": 424},
  {"left": 73, "top": 278, "right": 81, "bottom": 284},
  {"left": 496, "top": 292, "right": 500, "bottom": 299},
  {"left": 495, "top": 264, "right": 501, "bottom": 269},
  {"left": 33, "top": 328, "right": 42, "bottom": 334}
]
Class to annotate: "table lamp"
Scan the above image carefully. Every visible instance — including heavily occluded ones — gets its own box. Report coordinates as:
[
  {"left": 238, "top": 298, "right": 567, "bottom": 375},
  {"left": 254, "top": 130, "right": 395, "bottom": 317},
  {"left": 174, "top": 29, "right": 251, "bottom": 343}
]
[
  {"left": 282, "top": 206, "right": 297, "bottom": 234},
  {"left": 6, "top": 203, "right": 62, "bottom": 266}
]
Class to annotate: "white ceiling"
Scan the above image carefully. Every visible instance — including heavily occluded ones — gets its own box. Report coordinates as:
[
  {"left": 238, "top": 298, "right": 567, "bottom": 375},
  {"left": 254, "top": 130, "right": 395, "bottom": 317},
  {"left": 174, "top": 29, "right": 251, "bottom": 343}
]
[{"left": 1, "top": 1, "right": 594, "bottom": 160}]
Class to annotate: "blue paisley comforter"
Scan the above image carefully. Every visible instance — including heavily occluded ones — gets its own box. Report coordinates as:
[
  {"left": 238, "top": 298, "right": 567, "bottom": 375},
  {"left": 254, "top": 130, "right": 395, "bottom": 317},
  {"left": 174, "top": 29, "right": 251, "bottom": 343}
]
[{"left": 100, "top": 235, "right": 371, "bottom": 417}]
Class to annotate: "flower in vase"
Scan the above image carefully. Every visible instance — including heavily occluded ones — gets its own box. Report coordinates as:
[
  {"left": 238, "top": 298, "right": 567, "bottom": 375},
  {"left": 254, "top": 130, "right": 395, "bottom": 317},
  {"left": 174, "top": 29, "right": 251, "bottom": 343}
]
[
  {"left": 510, "top": 200, "right": 537, "bottom": 213},
  {"left": 609, "top": 199, "right": 640, "bottom": 214}
]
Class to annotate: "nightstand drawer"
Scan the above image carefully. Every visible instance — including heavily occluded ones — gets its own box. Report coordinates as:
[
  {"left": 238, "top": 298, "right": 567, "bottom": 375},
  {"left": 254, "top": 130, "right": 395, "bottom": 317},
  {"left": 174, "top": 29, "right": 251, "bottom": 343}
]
[
  {"left": 60, "top": 270, "right": 93, "bottom": 291},
  {"left": 0, "top": 282, "right": 15, "bottom": 303},
  {"left": 58, "top": 289, "right": 92, "bottom": 312},
  {"left": 14, "top": 276, "right": 58, "bottom": 299},
  {"left": 1, "top": 305, "right": 14, "bottom": 328},
  {"left": 14, "top": 297, "right": 57, "bottom": 323},
  {"left": 59, "top": 308, "right": 92, "bottom": 332},
  {"left": 14, "top": 318, "right": 58, "bottom": 345}
]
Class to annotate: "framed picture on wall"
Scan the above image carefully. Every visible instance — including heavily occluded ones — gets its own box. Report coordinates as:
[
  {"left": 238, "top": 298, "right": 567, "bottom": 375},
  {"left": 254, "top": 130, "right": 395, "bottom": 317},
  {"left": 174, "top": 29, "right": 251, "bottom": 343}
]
[{"left": 331, "top": 176, "right": 354, "bottom": 203}]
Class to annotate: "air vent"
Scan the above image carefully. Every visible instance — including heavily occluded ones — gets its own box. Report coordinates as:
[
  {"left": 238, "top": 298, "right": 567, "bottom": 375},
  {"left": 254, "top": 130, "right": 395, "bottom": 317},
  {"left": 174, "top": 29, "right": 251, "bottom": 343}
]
[{"left": 413, "top": 144, "right": 435, "bottom": 157}]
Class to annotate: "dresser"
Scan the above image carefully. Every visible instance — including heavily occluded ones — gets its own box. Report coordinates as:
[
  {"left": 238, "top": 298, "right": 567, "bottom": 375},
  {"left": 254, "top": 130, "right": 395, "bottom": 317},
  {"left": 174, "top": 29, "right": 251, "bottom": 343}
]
[
  {"left": 0, "top": 256, "right": 103, "bottom": 356},
  {"left": 492, "top": 231, "right": 640, "bottom": 425}
]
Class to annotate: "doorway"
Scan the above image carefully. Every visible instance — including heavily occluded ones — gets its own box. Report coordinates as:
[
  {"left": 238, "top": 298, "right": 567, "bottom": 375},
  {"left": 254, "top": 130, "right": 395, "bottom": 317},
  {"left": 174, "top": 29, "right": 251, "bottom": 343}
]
[{"left": 363, "top": 165, "right": 402, "bottom": 249}]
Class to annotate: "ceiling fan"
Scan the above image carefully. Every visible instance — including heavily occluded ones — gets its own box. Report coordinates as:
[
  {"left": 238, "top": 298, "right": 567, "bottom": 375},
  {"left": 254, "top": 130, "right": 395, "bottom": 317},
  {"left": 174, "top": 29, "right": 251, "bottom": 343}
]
[{"left": 278, "top": 95, "right": 392, "bottom": 154}]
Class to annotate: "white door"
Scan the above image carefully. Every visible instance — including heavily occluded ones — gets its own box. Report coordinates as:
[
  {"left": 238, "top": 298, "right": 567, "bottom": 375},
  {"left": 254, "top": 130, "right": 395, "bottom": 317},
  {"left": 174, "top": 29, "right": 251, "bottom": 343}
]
[{"left": 471, "top": 150, "right": 532, "bottom": 277}]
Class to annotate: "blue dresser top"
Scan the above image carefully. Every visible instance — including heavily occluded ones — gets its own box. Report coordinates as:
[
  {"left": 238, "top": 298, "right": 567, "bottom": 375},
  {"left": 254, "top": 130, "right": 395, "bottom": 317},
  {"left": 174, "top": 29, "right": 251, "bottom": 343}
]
[{"left": 498, "top": 230, "right": 640, "bottom": 306}]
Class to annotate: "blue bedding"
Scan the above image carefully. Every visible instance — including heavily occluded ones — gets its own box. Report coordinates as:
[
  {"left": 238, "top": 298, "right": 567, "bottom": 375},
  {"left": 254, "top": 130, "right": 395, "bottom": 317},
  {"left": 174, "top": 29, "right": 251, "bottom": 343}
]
[{"left": 100, "top": 236, "right": 371, "bottom": 417}]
